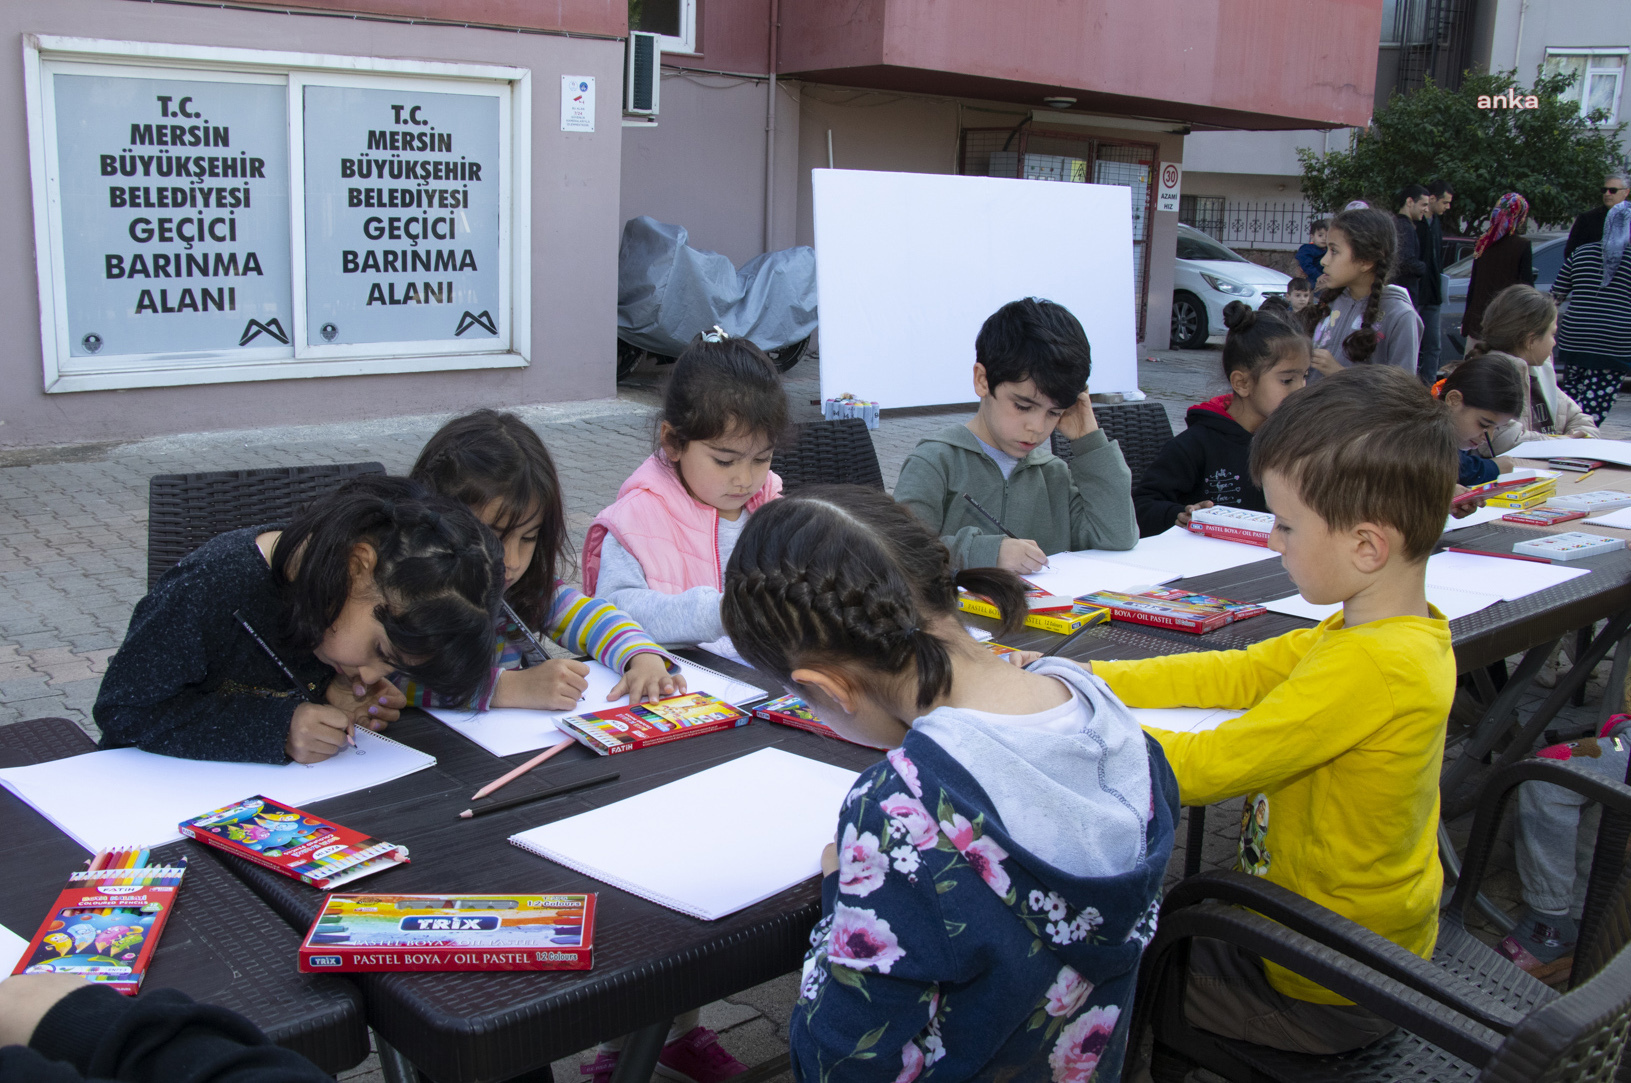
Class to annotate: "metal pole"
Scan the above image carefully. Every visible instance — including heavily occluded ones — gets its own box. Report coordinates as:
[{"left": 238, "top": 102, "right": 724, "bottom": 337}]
[{"left": 763, "top": 0, "right": 781, "bottom": 253}]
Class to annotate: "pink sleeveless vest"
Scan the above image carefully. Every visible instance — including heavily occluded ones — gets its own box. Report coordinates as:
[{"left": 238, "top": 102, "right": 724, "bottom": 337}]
[{"left": 582, "top": 452, "right": 782, "bottom": 594}]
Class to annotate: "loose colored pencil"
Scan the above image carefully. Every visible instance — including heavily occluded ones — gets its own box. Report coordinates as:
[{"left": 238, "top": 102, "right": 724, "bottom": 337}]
[
  {"left": 1577, "top": 470, "right": 1597, "bottom": 484},
  {"left": 1444, "top": 546, "right": 1554, "bottom": 564},
  {"left": 472, "top": 737, "right": 575, "bottom": 801}
]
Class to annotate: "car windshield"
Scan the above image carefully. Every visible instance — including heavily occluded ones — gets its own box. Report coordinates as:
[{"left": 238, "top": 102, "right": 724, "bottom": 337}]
[{"left": 1176, "top": 229, "right": 1249, "bottom": 263}]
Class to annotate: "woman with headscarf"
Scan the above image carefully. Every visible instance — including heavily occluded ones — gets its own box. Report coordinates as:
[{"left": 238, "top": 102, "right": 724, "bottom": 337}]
[
  {"left": 1462, "top": 193, "right": 1533, "bottom": 345},
  {"left": 1552, "top": 201, "right": 1631, "bottom": 423}
]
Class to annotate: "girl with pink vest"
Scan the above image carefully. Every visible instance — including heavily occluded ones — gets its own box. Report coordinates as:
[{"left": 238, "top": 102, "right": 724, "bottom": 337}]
[{"left": 583, "top": 332, "right": 789, "bottom": 655}]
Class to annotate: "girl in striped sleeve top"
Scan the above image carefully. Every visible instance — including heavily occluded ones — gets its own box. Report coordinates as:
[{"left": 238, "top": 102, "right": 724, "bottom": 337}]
[{"left": 398, "top": 409, "right": 684, "bottom": 711}]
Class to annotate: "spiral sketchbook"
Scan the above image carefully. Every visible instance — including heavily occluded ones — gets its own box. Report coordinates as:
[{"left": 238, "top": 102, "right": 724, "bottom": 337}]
[
  {"left": 427, "top": 656, "right": 768, "bottom": 757},
  {"left": 0, "top": 728, "right": 436, "bottom": 852},
  {"left": 509, "top": 748, "right": 860, "bottom": 920}
]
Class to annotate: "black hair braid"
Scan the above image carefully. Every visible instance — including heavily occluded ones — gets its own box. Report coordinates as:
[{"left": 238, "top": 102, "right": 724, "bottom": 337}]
[
  {"left": 720, "top": 485, "right": 1032, "bottom": 713},
  {"left": 1344, "top": 286, "right": 1386, "bottom": 365}
]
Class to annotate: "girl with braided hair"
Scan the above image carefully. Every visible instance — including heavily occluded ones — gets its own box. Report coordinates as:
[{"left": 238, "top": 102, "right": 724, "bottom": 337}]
[
  {"left": 404, "top": 410, "right": 683, "bottom": 713},
  {"left": 1303, "top": 207, "right": 1422, "bottom": 379},
  {"left": 94, "top": 475, "right": 504, "bottom": 764},
  {"left": 721, "top": 485, "right": 1176, "bottom": 1083}
]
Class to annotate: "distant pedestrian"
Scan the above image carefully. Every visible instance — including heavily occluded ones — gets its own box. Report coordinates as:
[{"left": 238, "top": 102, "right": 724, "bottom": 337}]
[
  {"left": 1462, "top": 192, "right": 1534, "bottom": 345},
  {"left": 1296, "top": 220, "right": 1328, "bottom": 285},
  {"left": 1416, "top": 181, "right": 1453, "bottom": 381},
  {"left": 1390, "top": 184, "right": 1430, "bottom": 301},
  {"left": 1563, "top": 171, "right": 1629, "bottom": 264},
  {"left": 1552, "top": 202, "right": 1631, "bottom": 424}
]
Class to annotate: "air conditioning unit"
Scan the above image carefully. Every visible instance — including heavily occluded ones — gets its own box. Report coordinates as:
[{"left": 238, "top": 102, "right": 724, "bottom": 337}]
[{"left": 624, "top": 31, "right": 660, "bottom": 116}]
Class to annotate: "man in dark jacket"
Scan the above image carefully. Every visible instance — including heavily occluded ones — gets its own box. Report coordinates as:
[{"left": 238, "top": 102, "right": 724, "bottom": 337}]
[
  {"left": 1564, "top": 172, "right": 1629, "bottom": 263},
  {"left": 1391, "top": 184, "right": 1430, "bottom": 300},
  {"left": 1415, "top": 180, "right": 1453, "bottom": 382}
]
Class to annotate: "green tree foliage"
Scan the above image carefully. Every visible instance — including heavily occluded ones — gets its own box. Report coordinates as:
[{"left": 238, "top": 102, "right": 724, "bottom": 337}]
[{"left": 1298, "top": 69, "right": 1626, "bottom": 234}]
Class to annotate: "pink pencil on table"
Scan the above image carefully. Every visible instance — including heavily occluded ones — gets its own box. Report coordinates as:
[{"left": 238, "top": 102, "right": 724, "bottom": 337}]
[{"left": 470, "top": 737, "right": 576, "bottom": 802}]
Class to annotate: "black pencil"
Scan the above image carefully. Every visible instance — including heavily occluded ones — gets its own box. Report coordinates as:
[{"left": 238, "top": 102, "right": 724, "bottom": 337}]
[
  {"left": 1041, "top": 620, "right": 1098, "bottom": 658},
  {"left": 962, "top": 493, "right": 1019, "bottom": 539},
  {"left": 502, "top": 600, "right": 553, "bottom": 664},
  {"left": 458, "top": 771, "right": 620, "bottom": 819},
  {"left": 233, "top": 610, "right": 323, "bottom": 704}
]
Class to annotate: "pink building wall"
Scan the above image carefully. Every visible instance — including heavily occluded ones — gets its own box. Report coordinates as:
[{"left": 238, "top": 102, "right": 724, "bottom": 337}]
[{"left": 1, "top": 1, "right": 623, "bottom": 447}]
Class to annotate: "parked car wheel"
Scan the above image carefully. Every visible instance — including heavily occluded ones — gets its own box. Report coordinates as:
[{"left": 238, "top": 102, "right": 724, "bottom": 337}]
[
  {"left": 766, "top": 336, "right": 810, "bottom": 373},
  {"left": 1171, "top": 291, "right": 1209, "bottom": 350}
]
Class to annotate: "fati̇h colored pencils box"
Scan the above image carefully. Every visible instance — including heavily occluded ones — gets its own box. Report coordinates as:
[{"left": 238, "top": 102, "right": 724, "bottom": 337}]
[
  {"left": 299, "top": 894, "right": 597, "bottom": 972},
  {"left": 179, "top": 795, "right": 408, "bottom": 890},
  {"left": 14, "top": 849, "right": 186, "bottom": 994}
]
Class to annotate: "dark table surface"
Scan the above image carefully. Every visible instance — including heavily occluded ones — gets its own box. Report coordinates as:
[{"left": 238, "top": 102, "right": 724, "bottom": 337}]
[
  {"left": 208, "top": 522, "right": 1631, "bottom": 1083},
  {"left": 0, "top": 717, "right": 369, "bottom": 1074},
  {"left": 982, "top": 522, "right": 1631, "bottom": 672},
  {"left": 214, "top": 655, "right": 882, "bottom": 1083}
]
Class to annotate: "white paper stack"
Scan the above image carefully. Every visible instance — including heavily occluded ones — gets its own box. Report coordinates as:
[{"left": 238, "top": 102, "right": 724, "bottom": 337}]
[
  {"left": 510, "top": 748, "right": 859, "bottom": 920},
  {"left": 426, "top": 657, "right": 767, "bottom": 757},
  {"left": 0, "top": 728, "right": 436, "bottom": 851}
]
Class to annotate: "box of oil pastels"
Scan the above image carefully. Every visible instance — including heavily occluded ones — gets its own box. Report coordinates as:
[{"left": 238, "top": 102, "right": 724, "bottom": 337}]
[{"left": 299, "top": 893, "right": 596, "bottom": 972}]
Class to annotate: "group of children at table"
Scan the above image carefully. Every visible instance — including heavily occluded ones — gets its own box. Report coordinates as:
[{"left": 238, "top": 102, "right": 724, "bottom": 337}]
[{"left": 3, "top": 226, "right": 1612, "bottom": 1082}]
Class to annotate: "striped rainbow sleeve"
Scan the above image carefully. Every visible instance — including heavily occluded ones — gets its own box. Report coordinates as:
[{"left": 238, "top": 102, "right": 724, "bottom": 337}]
[{"left": 544, "top": 581, "right": 675, "bottom": 674}]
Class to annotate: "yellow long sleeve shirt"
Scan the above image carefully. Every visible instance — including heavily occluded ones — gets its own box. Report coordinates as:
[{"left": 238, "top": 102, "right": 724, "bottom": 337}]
[{"left": 1094, "top": 608, "right": 1454, "bottom": 1004}]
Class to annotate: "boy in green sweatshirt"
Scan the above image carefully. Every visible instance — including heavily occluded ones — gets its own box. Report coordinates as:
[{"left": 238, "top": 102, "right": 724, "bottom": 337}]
[{"left": 893, "top": 298, "right": 1139, "bottom": 571}]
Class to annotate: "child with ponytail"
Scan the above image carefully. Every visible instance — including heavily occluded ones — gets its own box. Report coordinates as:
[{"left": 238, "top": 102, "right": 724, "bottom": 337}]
[
  {"left": 95, "top": 476, "right": 504, "bottom": 764},
  {"left": 723, "top": 485, "right": 1176, "bottom": 1083},
  {"left": 1303, "top": 207, "right": 1422, "bottom": 377},
  {"left": 1430, "top": 355, "right": 1525, "bottom": 486},
  {"left": 1464, "top": 285, "right": 1599, "bottom": 454},
  {"left": 1134, "top": 301, "right": 1309, "bottom": 535}
]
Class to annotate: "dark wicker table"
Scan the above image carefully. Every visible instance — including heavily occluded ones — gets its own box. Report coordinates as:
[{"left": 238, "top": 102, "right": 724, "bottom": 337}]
[
  {"left": 0, "top": 717, "right": 370, "bottom": 1074},
  {"left": 211, "top": 657, "right": 881, "bottom": 1083},
  {"left": 207, "top": 523, "right": 1631, "bottom": 1083}
]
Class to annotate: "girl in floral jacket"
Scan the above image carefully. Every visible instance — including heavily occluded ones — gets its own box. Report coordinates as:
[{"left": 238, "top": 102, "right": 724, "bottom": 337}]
[{"left": 721, "top": 486, "right": 1178, "bottom": 1083}]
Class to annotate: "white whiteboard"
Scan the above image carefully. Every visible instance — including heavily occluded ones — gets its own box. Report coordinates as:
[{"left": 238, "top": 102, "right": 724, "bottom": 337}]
[{"left": 813, "top": 169, "right": 1139, "bottom": 409}]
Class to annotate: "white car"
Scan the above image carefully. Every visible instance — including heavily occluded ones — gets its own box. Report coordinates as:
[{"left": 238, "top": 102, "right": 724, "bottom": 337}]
[{"left": 1170, "top": 224, "right": 1293, "bottom": 349}]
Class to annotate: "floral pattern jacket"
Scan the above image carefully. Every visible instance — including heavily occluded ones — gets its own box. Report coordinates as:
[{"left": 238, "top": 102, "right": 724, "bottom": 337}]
[{"left": 789, "top": 732, "right": 1179, "bottom": 1083}]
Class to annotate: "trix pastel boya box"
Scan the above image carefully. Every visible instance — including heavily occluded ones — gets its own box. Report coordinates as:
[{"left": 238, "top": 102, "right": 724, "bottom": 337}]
[{"left": 299, "top": 893, "right": 596, "bottom": 973}]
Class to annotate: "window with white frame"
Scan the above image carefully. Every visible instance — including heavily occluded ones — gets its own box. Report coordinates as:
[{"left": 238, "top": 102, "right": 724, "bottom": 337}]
[
  {"left": 1543, "top": 49, "right": 1626, "bottom": 124},
  {"left": 23, "top": 37, "right": 531, "bottom": 394},
  {"left": 629, "top": 0, "right": 696, "bottom": 55}
]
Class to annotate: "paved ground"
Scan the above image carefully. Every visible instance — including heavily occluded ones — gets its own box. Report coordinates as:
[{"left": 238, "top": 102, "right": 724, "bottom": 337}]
[{"left": 2, "top": 345, "right": 1625, "bottom": 1082}]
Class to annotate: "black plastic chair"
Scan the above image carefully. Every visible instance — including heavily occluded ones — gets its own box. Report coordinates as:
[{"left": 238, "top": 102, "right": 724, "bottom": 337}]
[
  {"left": 1132, "top": 758, "right": 1631, "bottom": 1082},
  {"left": 773, "top": 419, "right": 884, "bottom": 494},
  {"left": 1049, "top": 402, "right": 1173, "bottom": 486},
  {"left": 146, "top": 462, "right": 385, "bottom": 587}
]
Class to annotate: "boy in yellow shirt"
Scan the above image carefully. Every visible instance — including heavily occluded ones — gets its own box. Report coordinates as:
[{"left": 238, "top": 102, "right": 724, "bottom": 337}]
[{"left": 1089, "top": 364, "right": 1458, "bottom": 1055}]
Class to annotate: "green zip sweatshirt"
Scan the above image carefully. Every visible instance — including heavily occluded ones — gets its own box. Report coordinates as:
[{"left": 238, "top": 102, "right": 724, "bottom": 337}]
[{"left": 894, "top": 423, "right": 1138, "bottom": 569}]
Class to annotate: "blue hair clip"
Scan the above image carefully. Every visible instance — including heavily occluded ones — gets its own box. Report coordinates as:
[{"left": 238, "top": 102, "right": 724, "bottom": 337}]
[{"left": 702, "top": 325, "right": 729, "bottom": 343}]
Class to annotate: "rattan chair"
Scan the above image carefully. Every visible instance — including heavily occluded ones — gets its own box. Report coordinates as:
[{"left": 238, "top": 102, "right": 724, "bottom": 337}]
[
  {"left": 1048, "top": 402, "right": 1173, "bottom": 486},
  {"left": 773, "top": 418, "right": 884, "bottom": 494},
  {"left": 1132, "top": 759, "right": 1631, "bottom": 1082},
  {"left": 146, "top": 462, "right": 385, "bottom": 587}
]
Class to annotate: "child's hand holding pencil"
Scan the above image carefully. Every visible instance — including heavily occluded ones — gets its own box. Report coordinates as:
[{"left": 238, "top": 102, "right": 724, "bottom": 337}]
[{"left": 287, "top": 703, "right": 356, "bottom": 763}]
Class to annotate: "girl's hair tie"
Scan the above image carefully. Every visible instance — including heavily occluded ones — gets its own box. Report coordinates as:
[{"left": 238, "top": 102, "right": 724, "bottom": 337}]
[
  {"left": 701, "top": 324, "right": 730, "bottom": 343},
  {"left": 1430, "top": 378, "right": 1447, "bottom": 399}
]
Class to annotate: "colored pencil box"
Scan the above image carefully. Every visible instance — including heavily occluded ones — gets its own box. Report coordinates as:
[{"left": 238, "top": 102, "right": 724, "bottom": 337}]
[
  {"left": 557, "top": 693, "right": 751, "bottom": 755},
  {"left": 1501, "top": 506, "right": 1587, "bottom": 527},
  {"left": 299, "top": 893, "right": 595, "bottom": 972},
  {"left": 1546, "top": 490, "right": 1631, "bottom": 513},
  {"left": 1511, "top": 532, "right": 1626, "bottom": 561},
  {"left": 752, "top": 694, "right": 868, "bottom": 746},
  {"left": 14, "top": 856, "right": 186, "bottom": 994},
  {"left": 958, "top": 592, "right": 1110, "bottom": 634},
  {"left": 179, "top": 795, "right": 409, "bottom": 890},
  {"left": 1454, "top": 469, "right": 1558, "bottom": 506}
]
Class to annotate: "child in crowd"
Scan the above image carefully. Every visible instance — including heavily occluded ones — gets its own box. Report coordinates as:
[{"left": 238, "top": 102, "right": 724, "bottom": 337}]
[
  {"left": 94, "top": 476, "right": 503, "bottom": 764},
  {"left": 582, "top": 331, "right": 789, "bottom": 655},
  {"left": 894, "top": 298, "right": 1138, "bottom": 574},
  {"left": 721, "top": 485, "right": 1176, "bottom": 1083},
  {"left": 1133, "top": 302, "right": 1310, "bottom": 536},
  {"left": 1295, "top": 220, "right": 1328, "bottom": 285},
  {"left": 1286, "top": 277, "right": 1313, "bottom": 314},
  {"left": 1501, "top": 714, "right": 1631, "bottom": 984},
  {"left": 1468, "top": 285, "right": 1600, "bottom": 454},
  {"left": 1092, "top": 366, "right": 1458, "bottom": 1055},
  {"left": 1430, "top": 355, "right": 1524, "bottom": 486},
  {"left": 1303, "top": 207, "right": 1422, "bottom": 377},
  {"left": 405, "top": 410, "right": 683, "bottom": 710}
]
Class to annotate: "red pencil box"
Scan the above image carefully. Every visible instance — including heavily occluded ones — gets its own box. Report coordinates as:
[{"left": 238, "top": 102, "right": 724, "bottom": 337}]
[{"left": 13, "top": 861, "right": 187, "bottom": 994}]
